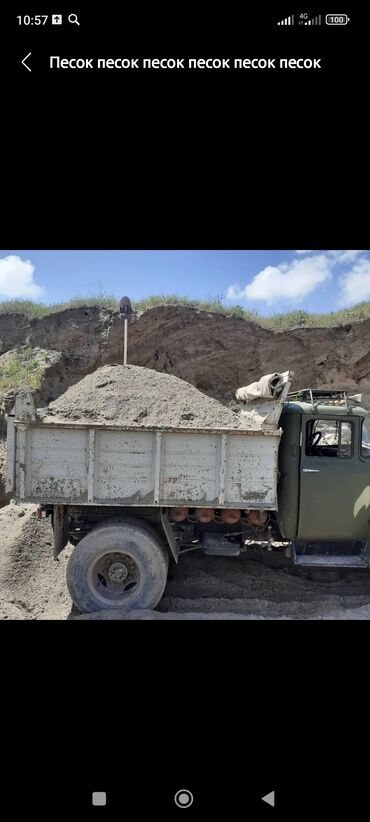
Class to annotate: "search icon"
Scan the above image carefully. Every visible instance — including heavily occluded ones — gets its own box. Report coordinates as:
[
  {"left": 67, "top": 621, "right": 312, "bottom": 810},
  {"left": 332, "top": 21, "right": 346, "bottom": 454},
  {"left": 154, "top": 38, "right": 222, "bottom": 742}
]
[{"left": 68, "top": 13, "right": 80, "bottom": 25}]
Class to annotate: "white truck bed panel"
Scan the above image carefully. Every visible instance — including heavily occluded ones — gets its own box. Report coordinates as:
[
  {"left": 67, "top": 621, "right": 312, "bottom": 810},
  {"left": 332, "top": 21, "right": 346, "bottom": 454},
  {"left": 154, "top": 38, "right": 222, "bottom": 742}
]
[
  {"left": 26, "top": 428, "right": 88, "bottom": 501},
  {"left": 11, "top": 423, "right": 280, "bottom": 509},
  {"left": 225, "top": 435, "right": 279, "bottom": 507},
  {"left": 95, "top": 430, "right": 156, "bottom": 503},
  {"left": 160, "top": 433, "right": 220, "bottom": 504}
]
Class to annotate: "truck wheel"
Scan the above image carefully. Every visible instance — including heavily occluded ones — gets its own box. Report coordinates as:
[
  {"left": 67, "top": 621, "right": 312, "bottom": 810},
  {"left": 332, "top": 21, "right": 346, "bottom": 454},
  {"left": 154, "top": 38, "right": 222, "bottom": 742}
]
[{"left": 66, "top": 519, "right": 169, "bottom": 613}]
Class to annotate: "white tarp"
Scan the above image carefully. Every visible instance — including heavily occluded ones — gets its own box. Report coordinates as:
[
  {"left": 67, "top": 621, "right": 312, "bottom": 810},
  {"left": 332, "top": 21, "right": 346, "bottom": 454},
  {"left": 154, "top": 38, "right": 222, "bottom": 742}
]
[
  {"left": 236, "top": 372, "right": 293, "bottom": 429},
  {"left": 235, "top": 373, "right": 286, "bottom": 403}
]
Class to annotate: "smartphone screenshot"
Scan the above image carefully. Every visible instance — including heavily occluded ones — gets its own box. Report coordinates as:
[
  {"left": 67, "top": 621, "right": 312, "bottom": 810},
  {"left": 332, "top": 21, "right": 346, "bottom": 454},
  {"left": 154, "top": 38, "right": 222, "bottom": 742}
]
[{"left": 1, "top": 4, "right": 369, "bottom": 818}]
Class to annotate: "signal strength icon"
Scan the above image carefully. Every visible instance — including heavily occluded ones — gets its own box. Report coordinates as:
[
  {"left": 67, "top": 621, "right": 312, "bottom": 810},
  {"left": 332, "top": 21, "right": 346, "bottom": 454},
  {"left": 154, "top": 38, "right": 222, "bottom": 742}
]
[
  {"left": 277, "top": 15, "right": 295, "bottom": 25},
  {"left": 304, "top": 14, "right": 322, "bottom": 25}
]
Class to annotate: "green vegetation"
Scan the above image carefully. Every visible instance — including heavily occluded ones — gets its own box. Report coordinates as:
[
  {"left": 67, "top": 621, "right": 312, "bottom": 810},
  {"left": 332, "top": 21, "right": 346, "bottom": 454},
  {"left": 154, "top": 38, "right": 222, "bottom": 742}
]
[
  {"left": 1, "top": 294, "right": 370, "bottom": 330},
  {"left": 132, "top": 293, "right": 259, "bottom": 321},
  {"left": 0, "top": 348, "right": 44, "bottom": 394},
  {"left": 0, "top": 295, "right": 118, "bottom": 318}
]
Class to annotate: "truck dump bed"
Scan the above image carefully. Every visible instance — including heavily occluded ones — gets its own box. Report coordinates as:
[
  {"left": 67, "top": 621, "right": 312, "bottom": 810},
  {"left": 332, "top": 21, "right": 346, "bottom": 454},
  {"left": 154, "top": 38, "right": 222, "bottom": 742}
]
[
  {"left": 6, "top": 420, "right": 280, "bottom": 509},
  {"left": 6, "top": 374, "right": 292, "bottom": 510}
]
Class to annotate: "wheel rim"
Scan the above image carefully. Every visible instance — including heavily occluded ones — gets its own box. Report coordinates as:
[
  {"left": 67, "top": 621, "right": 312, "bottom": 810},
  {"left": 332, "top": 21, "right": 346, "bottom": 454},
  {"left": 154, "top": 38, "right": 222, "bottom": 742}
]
[{"left": 87, "top": 550, "right": 142, "bottom": 606}]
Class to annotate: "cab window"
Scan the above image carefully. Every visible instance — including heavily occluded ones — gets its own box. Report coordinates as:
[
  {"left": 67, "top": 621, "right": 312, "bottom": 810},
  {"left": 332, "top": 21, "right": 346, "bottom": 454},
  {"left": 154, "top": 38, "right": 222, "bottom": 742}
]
[
  {"left": 305, "top": 419, "right": 352, "bottom": 458},
  {"left": 361, "top": 419, "right": 370, "bottom": 458}
]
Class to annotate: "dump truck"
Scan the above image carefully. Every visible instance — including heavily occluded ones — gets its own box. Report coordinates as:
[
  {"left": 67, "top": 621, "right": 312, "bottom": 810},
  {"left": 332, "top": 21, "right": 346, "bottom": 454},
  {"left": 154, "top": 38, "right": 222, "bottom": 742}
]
[{"left": 5, "top": 371, "right": 370, "bottom": 613}]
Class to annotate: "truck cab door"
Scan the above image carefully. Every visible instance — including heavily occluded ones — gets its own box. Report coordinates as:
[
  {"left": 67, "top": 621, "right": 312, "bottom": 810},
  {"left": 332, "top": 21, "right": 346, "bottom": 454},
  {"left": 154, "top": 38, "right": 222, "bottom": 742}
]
[{"left": 298, "top": 416, "right": 370, "bottom": 541}]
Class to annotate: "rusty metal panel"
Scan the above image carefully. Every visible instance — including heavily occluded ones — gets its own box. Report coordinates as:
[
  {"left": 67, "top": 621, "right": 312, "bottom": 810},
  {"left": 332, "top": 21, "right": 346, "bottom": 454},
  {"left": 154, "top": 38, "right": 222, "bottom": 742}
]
[
  {"left": 28, "top": 427, "right": 88, "bottom": 501},
  {"left": 5, "top": 416, "right": 16, "bottom": 494},
  {"left": 160, "top": 433, "right": 220, "bottom": 504},
  {"left": 15, "top": 425, "right": 27, "bottom": 500},
  {"left": 87, "top": 429, "right": 96, "bottom": 503},
  {"left": 14, "top": 423, "right": 281, "bottom": 509},
  {"left": 153, "top": 431, "right": 162, "bottom": 504},
  {"left": 94, "top": 430, "right": 155, "bottom": 503},
  {"left": 25, "top": 420, "right": 274, "bottom": 435},
  {"left": 218, "top": 434, "right": 228, "bottom": 506},
  {"left": 224, "top": 434, "right": 279, "bottom": 507}
]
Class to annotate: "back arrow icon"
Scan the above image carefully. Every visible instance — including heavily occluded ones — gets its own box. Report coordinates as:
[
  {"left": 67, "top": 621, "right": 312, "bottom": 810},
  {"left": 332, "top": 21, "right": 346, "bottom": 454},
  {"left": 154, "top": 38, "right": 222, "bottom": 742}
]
[
  {"left": 22, "top": 52, "right": 32, "bottom": 72},
  {"left": 261, "top": 791, "right": 275, "bottom": 807}
]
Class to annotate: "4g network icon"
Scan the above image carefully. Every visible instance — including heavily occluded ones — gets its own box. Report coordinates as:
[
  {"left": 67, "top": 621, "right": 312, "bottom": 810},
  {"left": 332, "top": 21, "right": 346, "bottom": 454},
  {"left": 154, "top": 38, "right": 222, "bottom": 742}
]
[{"left": 277, "top": 12, "right": 350, "bottom": 25}]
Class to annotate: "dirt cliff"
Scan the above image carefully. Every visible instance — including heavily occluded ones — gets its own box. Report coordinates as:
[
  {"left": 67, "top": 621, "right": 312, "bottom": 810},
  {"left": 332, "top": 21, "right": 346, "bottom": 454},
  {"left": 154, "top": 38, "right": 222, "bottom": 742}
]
[
  {"left": 1, "top": 303, "right": 370, "bottom": 506},
  {"left": 2, "top": 304, "right": 370, "bottom": 396}
]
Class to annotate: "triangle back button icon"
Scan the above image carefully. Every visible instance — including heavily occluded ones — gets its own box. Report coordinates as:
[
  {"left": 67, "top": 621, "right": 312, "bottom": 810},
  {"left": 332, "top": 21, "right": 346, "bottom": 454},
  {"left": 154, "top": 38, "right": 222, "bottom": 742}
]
[{"left": 262, "top": 790, "right": 275, "bottom": 807}]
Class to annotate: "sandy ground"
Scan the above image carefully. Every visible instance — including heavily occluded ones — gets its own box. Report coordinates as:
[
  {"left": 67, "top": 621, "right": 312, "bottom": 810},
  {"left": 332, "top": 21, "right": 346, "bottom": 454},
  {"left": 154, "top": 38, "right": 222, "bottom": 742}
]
[
  {"left": 0, "top": 503, "right": 73, "bottom": 619},
  {"left": 2, "top": 503, "right": 370, "bottom": 620}
]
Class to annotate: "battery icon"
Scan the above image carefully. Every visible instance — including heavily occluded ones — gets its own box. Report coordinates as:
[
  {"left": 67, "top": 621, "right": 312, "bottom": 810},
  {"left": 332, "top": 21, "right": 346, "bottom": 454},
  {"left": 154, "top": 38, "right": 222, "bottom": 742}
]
[{"left": 325, "top": 13, "right": 350, "bottom": 25}]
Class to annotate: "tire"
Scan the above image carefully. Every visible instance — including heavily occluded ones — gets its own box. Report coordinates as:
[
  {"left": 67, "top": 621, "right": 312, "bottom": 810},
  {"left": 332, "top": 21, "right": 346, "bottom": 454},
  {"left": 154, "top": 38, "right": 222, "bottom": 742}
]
[{"left": 66, "top": 518, "right": 169, "bottom": 613}]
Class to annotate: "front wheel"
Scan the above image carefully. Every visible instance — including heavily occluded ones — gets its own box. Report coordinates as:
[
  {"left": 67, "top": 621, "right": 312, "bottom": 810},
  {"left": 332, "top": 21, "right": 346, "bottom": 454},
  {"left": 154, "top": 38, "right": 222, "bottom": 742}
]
[{"left": 66, "top": 519, "right": 169, "bottom": 613}]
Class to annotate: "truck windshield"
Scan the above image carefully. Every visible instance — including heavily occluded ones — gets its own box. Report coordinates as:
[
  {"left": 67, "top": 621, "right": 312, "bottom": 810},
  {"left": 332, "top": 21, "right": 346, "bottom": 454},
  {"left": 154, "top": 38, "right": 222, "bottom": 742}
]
[{"left": 361, "top": 419, "right": 370, "bottom": 458}]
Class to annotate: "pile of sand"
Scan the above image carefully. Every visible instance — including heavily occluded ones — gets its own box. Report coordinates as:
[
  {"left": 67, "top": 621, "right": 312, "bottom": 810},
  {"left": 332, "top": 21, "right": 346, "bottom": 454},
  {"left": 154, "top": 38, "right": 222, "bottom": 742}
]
[
  {"left": 42, "top": 364, "right": 242, "bottom": 428},
  {"left": 0, "top": 502, "right": 73, "bottom": 619}
]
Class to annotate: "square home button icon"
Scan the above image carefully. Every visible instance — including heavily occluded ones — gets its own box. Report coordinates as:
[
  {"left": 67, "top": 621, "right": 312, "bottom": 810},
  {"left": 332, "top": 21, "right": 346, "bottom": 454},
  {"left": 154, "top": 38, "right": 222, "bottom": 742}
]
[{"left": 92, "top": 792, "right": 107, "bottom": 806}]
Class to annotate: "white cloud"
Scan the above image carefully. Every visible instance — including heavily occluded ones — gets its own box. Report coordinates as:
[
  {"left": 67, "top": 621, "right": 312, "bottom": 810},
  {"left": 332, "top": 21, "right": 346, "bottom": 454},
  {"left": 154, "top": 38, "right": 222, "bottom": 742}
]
[
  {"left": 328, "top": 250, "right": 366, "bottom": 264},
  {"left": 227, "top": 254, "right": 332, "bottom": 304},
  {"left": 339, "top": 258, "right": 370, "bottom": 305},
  {"left": 295, "top": 250, "right": 366, "bottom": 263},
  {"left": 226, "top": 284, "right": 242, "bottom": 300},
  {"left": 0, "top": 255, "right": 43, "bottom": 299}
]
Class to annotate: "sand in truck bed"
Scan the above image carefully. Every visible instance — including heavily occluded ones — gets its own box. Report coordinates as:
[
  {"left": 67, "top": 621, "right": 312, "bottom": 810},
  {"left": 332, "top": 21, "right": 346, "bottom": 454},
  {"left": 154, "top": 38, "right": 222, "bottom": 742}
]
[{"left": 42, "top": 364, "right": 242, "bottom": 428}]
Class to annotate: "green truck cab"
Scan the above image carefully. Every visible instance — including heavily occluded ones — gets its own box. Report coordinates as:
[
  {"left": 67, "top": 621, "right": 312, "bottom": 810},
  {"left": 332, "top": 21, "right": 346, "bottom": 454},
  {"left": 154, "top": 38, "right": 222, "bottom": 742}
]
[{"left": 277, "top": 389, "right": 370, "bottom": 567}]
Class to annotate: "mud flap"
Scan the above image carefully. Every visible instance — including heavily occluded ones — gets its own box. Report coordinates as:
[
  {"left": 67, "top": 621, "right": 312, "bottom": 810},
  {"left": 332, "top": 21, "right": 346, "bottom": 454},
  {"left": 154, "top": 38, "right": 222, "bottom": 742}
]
[
  {"left": 160, "top": 508, "right": 179, "bottom": 562},
  {"left": 53, "top": 505, "right": 69, "bottom": 559}
]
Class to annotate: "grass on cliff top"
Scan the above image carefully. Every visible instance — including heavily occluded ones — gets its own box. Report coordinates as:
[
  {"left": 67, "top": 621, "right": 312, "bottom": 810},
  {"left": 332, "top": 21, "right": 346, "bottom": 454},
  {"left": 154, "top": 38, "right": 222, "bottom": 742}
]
[
  {"left": 0, "top": 348, "right": 44, "bottom": 393},
  {"left": 1, "top": 294, "right": 370, "bottom": 330}
]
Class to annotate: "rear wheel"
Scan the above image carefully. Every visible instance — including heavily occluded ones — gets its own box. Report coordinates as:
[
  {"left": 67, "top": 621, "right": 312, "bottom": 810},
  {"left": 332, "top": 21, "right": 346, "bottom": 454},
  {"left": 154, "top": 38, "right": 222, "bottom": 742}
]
[{"left": 66, "top": 519, "right": 169, "bottom": 613}]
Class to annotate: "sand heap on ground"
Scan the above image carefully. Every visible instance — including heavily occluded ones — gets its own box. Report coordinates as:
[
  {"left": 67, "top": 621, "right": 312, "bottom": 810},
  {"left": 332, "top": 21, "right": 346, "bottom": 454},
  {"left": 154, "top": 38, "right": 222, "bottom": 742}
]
[
  {"left": 0, "top": 502, "right": 73, "bottom": 619},
  {"left": 42, "top": 364, "right": 242, "bottom": 428}
]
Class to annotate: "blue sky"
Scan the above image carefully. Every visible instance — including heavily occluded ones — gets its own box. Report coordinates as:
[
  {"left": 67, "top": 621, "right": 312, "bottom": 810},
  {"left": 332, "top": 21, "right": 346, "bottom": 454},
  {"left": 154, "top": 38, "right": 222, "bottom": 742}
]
[{"left": 1, "top": 250, "right": 370, "bottom": 314}]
